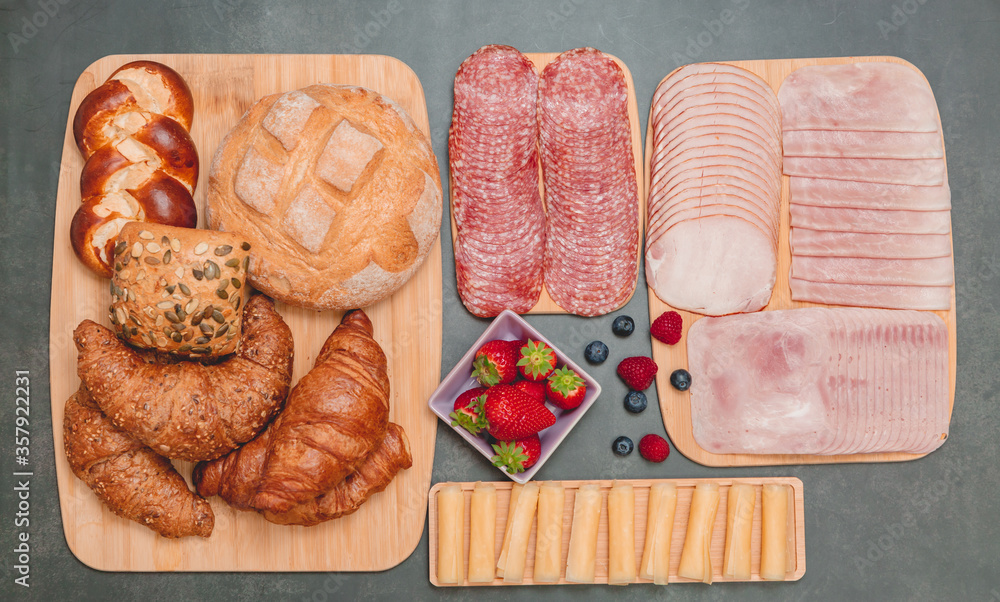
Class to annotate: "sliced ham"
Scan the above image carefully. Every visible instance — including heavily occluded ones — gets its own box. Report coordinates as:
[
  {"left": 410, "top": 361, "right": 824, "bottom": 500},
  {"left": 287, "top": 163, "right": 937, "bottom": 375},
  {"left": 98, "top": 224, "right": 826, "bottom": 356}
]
[
  {"left": 688, "top": 308, "right": 949, "bottom": 455},
  {"left": 790, "top": 204, "right": 952, "bottom": 235},
  {"left": 789, "top": 279, "right": 952, "bottom": 310},
  {"left": 778, "top": 62, "right": 940, "bottom": 132},
  {"left": 790, "top": 229, "right": 952, "bottom": 259},
  {"left": 790, "top": 255, "right": 955, "bottom": 287},
  {"left": 782, "top": 129, "right": 943, "bottom": 159},
  {"left": 784, "top": 156, "right": 945, "bottom": 186},
  {"left": 789, "top": 176, "right": 951, "bottom": 211}
]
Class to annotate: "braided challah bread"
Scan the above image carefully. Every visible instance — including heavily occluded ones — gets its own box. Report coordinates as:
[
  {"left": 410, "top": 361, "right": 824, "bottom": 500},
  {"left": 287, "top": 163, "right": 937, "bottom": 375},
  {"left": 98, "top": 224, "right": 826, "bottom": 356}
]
[
  {"left": 206, "top": 84, "right": 442, "bottom": 310},
  {"left": 71, "top": 60, "right": 199, "bottom": 277}
]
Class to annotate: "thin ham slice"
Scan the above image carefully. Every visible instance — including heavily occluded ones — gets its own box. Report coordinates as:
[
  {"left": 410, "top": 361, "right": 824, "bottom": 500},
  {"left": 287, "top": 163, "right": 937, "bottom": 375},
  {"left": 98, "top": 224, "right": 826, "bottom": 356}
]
[
  {"left": 790, "top": 229, "right": 952, "bottom": 259},
  {"left": 789, "top": 176, "right": 951, "bottom": 211},
  {"left": 784, "top": 156, "right": 945, "bottom": 186},
  {"left": 782, "top": 130, "right": 943, "bottom": 159},
  {"left": 790, "top": 255, "right": 955, "bottom": 287},
  {"left": 688, "top": 308, "right": 950, "bottom": 455},
  {"left": 790, "top": 204, "right": 952, "bottom": 235},
  {"left": 778, "top": 62, "right": 940, "bottom": 132},
  {"left": 789, "top": 278, "right": 952, "bottom": 310}
]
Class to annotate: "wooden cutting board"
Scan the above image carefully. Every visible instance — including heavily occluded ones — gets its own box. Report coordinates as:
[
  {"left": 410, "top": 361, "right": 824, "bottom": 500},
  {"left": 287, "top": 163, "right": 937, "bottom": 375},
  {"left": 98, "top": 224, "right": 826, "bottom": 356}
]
[
  {"left": 50, "top": 54, "right": 441, "bottom": 571},
  {"left": 448, "top": 51, "right": 646, "bottom": 315},
  {"left": 644, "top": 56, "right": 957, "bottom": 466},
  {"left": 427, "top": 477, "right": 805, "bottom": 586}
]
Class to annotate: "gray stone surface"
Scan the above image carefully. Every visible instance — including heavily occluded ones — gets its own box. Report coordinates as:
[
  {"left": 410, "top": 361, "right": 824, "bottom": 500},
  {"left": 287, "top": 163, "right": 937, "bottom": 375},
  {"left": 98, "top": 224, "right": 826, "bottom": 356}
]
[{"left": 0, "top": 0, "right": 998, "bottom": 599}]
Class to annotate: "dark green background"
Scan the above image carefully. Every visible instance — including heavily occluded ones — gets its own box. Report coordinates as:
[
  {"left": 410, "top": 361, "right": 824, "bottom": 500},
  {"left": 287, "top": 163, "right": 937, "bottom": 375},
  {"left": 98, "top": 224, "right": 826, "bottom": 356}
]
[{"left": 1, "top": 0, "right": 998, "bottom": 600}]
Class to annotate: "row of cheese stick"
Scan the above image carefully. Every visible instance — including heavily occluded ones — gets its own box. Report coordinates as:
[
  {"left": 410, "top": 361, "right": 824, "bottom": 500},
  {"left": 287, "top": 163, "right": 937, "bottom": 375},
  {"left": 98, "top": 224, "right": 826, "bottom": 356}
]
[{"left": 435, "top": 480, "right": 796, "bottom": 585}]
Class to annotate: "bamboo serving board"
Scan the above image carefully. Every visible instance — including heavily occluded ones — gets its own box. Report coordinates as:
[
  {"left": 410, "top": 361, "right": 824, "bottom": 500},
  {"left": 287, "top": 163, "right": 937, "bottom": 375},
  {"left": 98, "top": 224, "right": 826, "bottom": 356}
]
[
  {"left": 644, "top": 56, "right": 958, "bottom": 467},
  {"left": 448, "top": 51, "right": 646, "bottom": 315},
  {"left": 49, "top": 54, "right": 441, "bottom": 571},
  {"left": 427, "top": 477, "right": 805, "bottom": 586}
]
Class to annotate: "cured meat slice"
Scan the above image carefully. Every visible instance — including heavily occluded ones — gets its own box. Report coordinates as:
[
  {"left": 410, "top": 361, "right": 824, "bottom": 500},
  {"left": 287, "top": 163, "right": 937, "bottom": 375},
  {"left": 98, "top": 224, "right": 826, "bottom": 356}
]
[
  {"left": 789, "top": 205, "right": 952, "bottom": 235},
  {"left": 655, "top": 63, "right": 780, "bottom": 120},
  {"left": 538, "top": 47, "right": 639, "bottom": 317},
  {"left": 783, "top": 156, "right": 945, "bottom": 186},
  {"left": 646, "top": 216, "right": 776, "bottom": 316},
  {"left": 778, "top": 62, "right": 940, "bottom": 132},
  {"left": 688, "top": 308, "right": 949, "bottom": 455},
  {"left": 790, "top": 256, "right": 955, "bottom": 287},
  {"left": 788, "top": 279, "right": 952, "bottom": 310},
  {"left": 450, "top": 45, "right": 545, "bottom": 317},
  {"left": 790, "top": 229, "right": 952, "bottom": 259},
  {"left": 782, "top": 130, "right": 944, "bottom": 159},
  {"left": 789, "top": 176, "right": 951, "bottom": 211}
]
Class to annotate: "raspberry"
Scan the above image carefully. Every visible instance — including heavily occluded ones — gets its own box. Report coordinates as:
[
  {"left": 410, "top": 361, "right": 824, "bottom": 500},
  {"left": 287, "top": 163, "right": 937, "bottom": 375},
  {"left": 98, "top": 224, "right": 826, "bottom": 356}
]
[
  {"left": 638, "top": 434, "right": 670, "bottom": 462},
  {"left": 616, "top": 356, "right": 658, "bottom": 390},
  {"left": 650, "top": 311, "right": 683, "bottom": 345}
]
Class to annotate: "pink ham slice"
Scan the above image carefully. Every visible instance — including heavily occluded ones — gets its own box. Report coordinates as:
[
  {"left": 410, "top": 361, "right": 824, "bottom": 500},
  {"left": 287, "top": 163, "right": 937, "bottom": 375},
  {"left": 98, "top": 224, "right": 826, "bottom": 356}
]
[
  {"left": 778, "top": 62, "right": 940, "bottom": 132},
  {"left": 789, "top": 279, "right": 952, "bottom": 310},
  {"left": 790, "top": 205, "right": 952, "bottom": 235},
  {"left": 646, "top": 216, "right": 776, "bottom": 316},
  {"left": 789, "top": 176, "right": 951, "bottom": 211},
  {"left": 783, "top": 130, "right": 944, "bottom": 159},
  {"left": 688, "top": 308, "right": 949, "bottom": 455},
  {"left": 790, "top": 229, "right": 953, "bottom": 259},
  {"left": 784, "top": 156, "right": 945, "bottom": 186},
  {"left": 790, "top": 255, "right": 955, "bottom": 287}
]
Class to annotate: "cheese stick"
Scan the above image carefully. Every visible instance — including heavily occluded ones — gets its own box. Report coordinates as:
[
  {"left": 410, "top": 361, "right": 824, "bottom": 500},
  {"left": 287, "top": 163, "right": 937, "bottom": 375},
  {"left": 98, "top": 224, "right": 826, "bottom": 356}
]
[
  {"left": 722, "top": 482, "right": 755, "bottom": 580},
  {"left": 436, "top": 484, "right": 464, "bottom": 585},
  {"left": 533, "top": 482, "right": 564, "bottom": 583},
  {"left": 760, "top": 483, "right": 789, "bottom": 580},
  {"left": 678, "top": 482, "right": 720, "bottom": 584},
  {"left": 467, "top": 482, "right": 497, "bottom": 583},
  {"left": 639, "top": 482, "right": 677, "bottom": 584},
  {"left": 502, "top": 482, "right": 539, "bottom": 584},
  {"left": 495, "top": 482, "right": 523, "bottom": 577},
  {"left": 565, "top": 484, "right": 602, "bottom": 583},
  {"left": 607, "top": 481, "right": 637, "bottom": 584}
]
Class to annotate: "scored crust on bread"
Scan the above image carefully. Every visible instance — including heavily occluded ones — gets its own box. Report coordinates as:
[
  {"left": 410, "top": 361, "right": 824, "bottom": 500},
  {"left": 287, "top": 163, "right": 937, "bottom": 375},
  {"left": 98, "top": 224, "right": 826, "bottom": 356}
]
[{"left": 206, "top": 84, "right": 442, "bottom": 310}]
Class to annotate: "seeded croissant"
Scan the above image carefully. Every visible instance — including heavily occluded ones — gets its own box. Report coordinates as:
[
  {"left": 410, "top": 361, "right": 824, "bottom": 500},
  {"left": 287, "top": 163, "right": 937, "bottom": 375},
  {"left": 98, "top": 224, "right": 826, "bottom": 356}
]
[
  {"left": 63, "top": 385, "right": 214, "bottom": 538},
  {"left": 74, "top": 294, "right": 294, "bottom": 461}
]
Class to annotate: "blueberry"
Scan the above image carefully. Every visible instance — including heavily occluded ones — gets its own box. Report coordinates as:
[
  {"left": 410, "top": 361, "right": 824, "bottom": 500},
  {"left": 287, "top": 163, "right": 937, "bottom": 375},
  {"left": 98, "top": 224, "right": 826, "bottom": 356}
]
[
  {"left": 612, "top": 315, "right": 635, "bottom": 337},
  {"left": 612, "top": 436, "right": 634, "bottom": 456},
  {"left": 584, "top": 340, "right": 609, "bottom": 364},
  {"left": 670, "top": 369, "right": 692, "bottom": 391},
  {"left": 623, "top": 390, "right": 647, "bottom": 413}
]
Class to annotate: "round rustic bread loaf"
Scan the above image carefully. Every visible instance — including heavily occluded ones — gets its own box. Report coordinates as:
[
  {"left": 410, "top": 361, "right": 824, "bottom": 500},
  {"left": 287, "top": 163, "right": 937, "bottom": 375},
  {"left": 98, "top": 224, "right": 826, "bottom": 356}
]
[{"left": 206, "top": 84, "right": 442, "bottom": 310}]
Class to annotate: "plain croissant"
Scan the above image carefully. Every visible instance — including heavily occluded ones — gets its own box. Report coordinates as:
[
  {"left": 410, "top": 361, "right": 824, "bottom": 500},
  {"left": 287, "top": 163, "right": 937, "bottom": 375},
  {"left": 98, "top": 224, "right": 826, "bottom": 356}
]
[
  {"left": 74, "top": 294, "right": 294, "bottom": 461},
  {"left": 63, "top": 385, "right": 214, "bottom": 538}
]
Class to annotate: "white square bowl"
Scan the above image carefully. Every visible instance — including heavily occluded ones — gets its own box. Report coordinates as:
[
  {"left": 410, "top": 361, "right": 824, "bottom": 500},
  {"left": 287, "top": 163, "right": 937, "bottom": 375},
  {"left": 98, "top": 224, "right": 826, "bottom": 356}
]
[{"left": 428, "top": 310, "right": 602, "bottom": 483}]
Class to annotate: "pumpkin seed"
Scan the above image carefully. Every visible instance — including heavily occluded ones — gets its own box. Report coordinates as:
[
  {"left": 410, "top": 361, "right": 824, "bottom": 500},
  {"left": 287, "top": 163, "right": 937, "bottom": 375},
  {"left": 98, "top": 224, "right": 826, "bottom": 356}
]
[
  {"left": 171, "top": 332, "right": 183, "bottom": 343},
  {"left": 114, "top": 241, "right": 128, "bottom": 256},
  {"left": 194, "top": 242, "right": 209, "bottom": 255},
  {"left": 192, "top": 269, "right": 204, "bottom": 280},
  {"left": 199, "top": 322, "right": 213, "bottom": 335},
  {"left": 144, "top": 256, "right": 161, "bottom": 265},
  {"left": 215, "top": 323, "right": 230, "bottom": 338},
  {"left": 217, "top": 281, "right": 229, "bottom": 294},
  {"left": 225, "top": 258, "right": 239, "bottom": 268},
  {"left": 207, "top": 261, "right": 221, "bottom": 279},
  {"left": 163, "top": 250, "right": 172, "bottom": 264},
  {"left": 172, "top": 323, "right": 185, "bottom": 332},
  {"left": 213, "top": 310, "right": 225, "bottom": 323},
  {"left": 179, "top": 283, "right": 191, "bottom": 296},
  {"left": 191, "top": 312, "right": 203, "bottom": 327},
  {"left": 243, "top": 256, "right": 250, "bottom": 272},
  {"left": 183, "top": 330, "right": 194, "bottom": 342},
  {"left": 114, "top": 261, "right": 123, "bottom": 272},
  {"left": 131, "top": 242, "right": 143, "bottom": 258},
  {"left": 165, "top": 284, "right": 176, "bottom": 294},
  {"left": 191, "top": 346, "right": 211, "bottom": 354},
  {"left": 214, "top": 245, "right": 233, "bottom": 256},
  {"left": 156, "top": 301, "right": 174, "bottom": 310},
  {"left": 122, "top": 255, "right": 131, "bottom": 267},
  {"left": 176, "top": 308, "right": 187, "bottom": 322},
  {"left": 195, "top": 337, "right": 210, "bottom": 345},
  {"left": 216, "top": 289, "right": 229, "bottom": 300},
  {"left": 232, "top": 296, "right": 242, "bottom": 311},
  {"left": 241, "top": 241, "right": 251, "bottom": 251},
  {"left": 178, "top": 344, "right": 192, "bottom": 352},
  {"left": 231, "top": 278, "right": 241, "bottom": 289}
]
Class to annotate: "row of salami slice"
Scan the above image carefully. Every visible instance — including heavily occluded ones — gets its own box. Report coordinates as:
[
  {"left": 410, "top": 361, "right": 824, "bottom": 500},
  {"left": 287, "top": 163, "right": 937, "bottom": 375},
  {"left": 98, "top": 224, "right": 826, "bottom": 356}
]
[
  {"left": 779, "top": 62, "right": 954, "bottom": 310},
  {"left": 688, "top": 307, "right": 950, "bottom": 456},
  {"left": 450, "top": 45, "right": 639, "bottom": 317},
  {"left": 645, "top": 63, "right": 782, "bottom": 316}
]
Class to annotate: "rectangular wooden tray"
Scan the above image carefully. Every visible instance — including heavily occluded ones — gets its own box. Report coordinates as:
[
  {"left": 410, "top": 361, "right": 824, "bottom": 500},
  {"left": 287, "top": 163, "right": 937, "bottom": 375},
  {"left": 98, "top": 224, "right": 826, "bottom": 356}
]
[
  {"left": 448, "top": 51, "right": 646, "bottom": 315},
  {"left": 50, "top": 53, "right": 441, "bottom": 571},
  {"left": 645, "top": 56, "right": 957, "bottom": 467},
  {"left": 428, "top": 477, "right": 805, "bottom": 586}
]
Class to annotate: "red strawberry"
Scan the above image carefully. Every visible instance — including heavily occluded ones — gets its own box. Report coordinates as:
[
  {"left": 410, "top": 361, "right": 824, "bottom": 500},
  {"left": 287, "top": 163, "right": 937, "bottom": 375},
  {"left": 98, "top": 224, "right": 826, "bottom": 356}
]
[
  {"left": 638, "top": 434, "right": 670, "bottom": 462},
  {"left": 516, "top": 339, "right": 557, "bottom": 381},
  {"left": 650, "top": 311, "right": 683, "bottom": 345},
  {"left": 491, "top": 434, "right": 541, "bottom": 474},
  {"left": 484, "top": 384, "right": 556, "bottom": 440},
  {"left": 472, "top": 339, "right": 520, "bottom": 387},
  {"left": 449, "top": 387, "right": 488, "bottom": 436},
  {"left": 617, "top": 356, "right": 658, "bottom": 390},
  {"left": 545, "top": 366, "right": 587, "bottom": 410},
  {"left": 513, "top": 379, "right": 547, "bottom": 404}
]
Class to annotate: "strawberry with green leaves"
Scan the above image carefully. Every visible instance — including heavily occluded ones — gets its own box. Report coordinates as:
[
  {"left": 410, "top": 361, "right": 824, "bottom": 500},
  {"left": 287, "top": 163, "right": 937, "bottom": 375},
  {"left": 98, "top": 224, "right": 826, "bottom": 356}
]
[
  {"left": 484, "top": 384, "right": 556, "bottom": 440},
  {"left": 545, "top": 366, "right": 587, "bottom": 410},
  {"left": 449, "top": 387, "right": 488, "bottom": 435},
  {"left": 517, "top": 339, "right": 557, "bottom": 381},
  {"left": 491, "top": 434, "right": 541, "bottom": 474},
  {"left": 471, "top": 339, "right": 521, "bottom": 387}
]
